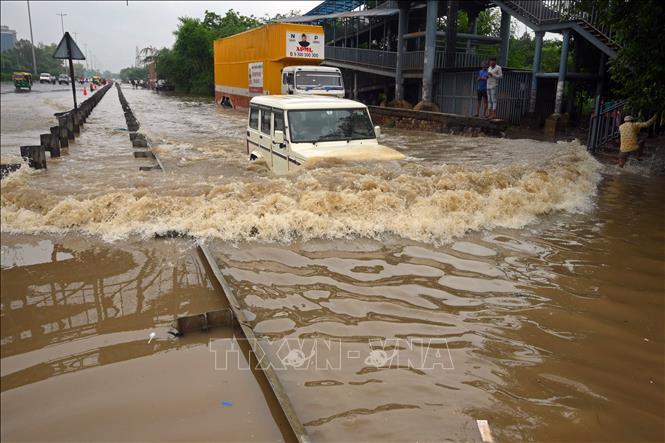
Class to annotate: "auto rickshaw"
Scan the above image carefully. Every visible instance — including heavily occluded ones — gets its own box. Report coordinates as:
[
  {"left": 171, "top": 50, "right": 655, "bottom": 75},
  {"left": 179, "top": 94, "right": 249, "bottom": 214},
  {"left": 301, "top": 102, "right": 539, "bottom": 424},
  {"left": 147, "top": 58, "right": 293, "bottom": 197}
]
[
  {"left": 92, "top": 76, "right": 101, "bottom": 86},
  {"left": 13, "top": 72, "right": 33, "bottom": 92}
]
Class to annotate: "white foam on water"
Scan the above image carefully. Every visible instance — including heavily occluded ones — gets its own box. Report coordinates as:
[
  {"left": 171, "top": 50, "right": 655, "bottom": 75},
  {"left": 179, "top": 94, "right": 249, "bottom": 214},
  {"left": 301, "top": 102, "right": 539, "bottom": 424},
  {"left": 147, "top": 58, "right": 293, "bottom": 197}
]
[{"left": 1, "top": 141, "right": 601, "bottom": 244}]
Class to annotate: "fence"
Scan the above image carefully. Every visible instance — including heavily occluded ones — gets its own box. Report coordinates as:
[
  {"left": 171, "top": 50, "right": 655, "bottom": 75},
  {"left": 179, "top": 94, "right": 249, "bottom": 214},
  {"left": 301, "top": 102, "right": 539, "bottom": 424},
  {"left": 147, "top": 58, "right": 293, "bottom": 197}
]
[
  {"left": 586, "top": 100, "right": 625, "bottom": 152},
  {"left": 435, "top": 70, "right": 531, "bottom": 124}
]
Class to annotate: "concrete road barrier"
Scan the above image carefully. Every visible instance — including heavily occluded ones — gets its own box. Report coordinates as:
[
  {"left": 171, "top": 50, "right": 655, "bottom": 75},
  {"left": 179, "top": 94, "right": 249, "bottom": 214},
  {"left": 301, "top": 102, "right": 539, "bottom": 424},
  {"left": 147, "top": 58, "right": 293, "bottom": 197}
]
[
  {"left": 10, "top": 83, "right": 113, "bottom": 173},
  {"left": 20, "top": 145, "right": 47, "bottom": 169}
]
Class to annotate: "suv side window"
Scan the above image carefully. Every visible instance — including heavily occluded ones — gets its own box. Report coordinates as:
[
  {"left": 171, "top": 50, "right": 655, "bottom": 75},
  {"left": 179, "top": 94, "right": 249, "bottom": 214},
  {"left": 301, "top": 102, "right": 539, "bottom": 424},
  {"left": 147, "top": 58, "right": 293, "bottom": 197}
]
[
  {"left": 261, "top": 108, "right": 271, "bottom": 134},
  {"left": 249, "top": 106, "right": 259, "bottom": 130},
  {"left": 273, "top": 110, "right": 284, "bottom": 134}
]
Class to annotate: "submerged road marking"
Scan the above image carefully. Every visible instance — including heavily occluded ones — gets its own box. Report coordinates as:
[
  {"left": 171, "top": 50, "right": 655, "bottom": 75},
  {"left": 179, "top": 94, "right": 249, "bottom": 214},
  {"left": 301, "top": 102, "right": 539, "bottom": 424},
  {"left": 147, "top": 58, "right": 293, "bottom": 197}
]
[{"left": 476, "top": 419, "right": 494, "bottom": 442}]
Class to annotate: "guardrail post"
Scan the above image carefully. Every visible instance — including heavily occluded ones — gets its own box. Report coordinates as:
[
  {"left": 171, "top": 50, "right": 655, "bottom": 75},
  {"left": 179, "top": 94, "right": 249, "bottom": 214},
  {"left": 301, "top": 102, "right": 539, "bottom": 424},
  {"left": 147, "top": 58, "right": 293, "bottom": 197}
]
[
  {"left": 49, "top": 126, "right": 62, "bottom": 155},
  {"left": 66, "top": 114, "right": 75, "bottom": 140},
  {"left": 72, "top": 111, "right": 80, "bottom": 135},
  {"left": 20, "top": 145, "right": 47, "bottom": 169}
]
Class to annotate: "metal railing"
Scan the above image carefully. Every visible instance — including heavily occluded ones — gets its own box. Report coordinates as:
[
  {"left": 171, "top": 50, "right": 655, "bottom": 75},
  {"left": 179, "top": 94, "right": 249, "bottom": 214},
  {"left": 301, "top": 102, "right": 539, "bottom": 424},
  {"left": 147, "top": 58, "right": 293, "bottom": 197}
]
[
  {"left": 504, "top": 0, "right": 618, "bottom": 48},
  {"left": 325, "top": 46, "right": 398, "bottom": 70},
  {"left": 587, "top": 99, "right": 625, "bottom": 152},
  {"left": 327, "top": 47, "right": 487, "bottom": 71}
]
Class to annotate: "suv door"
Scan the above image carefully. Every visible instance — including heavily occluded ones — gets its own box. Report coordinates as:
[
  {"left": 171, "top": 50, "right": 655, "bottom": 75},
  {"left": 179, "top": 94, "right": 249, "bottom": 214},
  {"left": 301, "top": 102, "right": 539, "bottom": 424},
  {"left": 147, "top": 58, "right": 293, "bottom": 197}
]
[
  {"left": 259, "top": 106, "right": 275, "bottom": 170},
  {"left": 271, "top": 109, "right": 290, "bottom": 173},
  {"left": 247, "top": 105, "right": 262, "bottom": 159}
]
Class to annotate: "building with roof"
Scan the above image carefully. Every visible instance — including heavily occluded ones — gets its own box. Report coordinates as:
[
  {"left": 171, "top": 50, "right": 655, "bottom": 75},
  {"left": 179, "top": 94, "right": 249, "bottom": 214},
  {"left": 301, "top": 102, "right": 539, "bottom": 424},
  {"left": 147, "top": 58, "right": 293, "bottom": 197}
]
[{"left": 1, "top": 25, "right": 17, "bottom": 52}]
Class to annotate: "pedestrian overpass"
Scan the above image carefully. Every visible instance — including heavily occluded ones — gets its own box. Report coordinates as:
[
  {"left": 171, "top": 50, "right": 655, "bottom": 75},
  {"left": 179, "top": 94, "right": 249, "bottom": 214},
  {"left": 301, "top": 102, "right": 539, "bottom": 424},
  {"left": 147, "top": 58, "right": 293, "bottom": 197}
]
[{"left": 279, "top": 0, "right": 618, "bottom": 132}]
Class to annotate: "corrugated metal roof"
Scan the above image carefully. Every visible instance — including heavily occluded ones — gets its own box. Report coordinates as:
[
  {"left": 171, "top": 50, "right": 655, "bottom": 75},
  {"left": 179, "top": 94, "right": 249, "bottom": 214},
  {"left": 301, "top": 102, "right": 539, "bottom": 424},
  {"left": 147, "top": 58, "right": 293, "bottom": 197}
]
[{"left": 304, "top": 0, "right": 364, "bottom": 16}]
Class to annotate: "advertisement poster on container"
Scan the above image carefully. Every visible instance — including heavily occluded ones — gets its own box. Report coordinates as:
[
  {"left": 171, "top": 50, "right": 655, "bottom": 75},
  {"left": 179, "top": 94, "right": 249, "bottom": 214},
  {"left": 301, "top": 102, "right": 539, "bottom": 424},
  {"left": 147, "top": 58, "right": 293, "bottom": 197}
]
[
  {"left": 248, "top": 62, "right": 263, "bottom": 93},
  {"left": 286, "top": 31, "right": 324, "bottom": 59}
]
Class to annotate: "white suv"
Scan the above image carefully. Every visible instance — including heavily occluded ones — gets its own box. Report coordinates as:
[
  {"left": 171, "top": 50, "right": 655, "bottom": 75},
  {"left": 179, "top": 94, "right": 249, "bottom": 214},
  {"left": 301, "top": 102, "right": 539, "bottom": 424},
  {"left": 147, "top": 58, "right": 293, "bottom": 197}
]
[
  {"left": 247, "top": 95, "right": 404, "bottom": 174},
  {"left": 39, "top": 73, "right": 52, "bottom": 84}
]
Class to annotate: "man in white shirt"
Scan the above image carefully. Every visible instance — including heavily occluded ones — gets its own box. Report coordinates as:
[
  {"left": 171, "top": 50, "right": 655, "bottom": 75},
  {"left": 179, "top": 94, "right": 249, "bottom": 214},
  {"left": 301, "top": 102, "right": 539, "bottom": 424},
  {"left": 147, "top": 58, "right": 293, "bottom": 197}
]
[{"left": 486, "top": 57, "right": 503, "bottom": 120}]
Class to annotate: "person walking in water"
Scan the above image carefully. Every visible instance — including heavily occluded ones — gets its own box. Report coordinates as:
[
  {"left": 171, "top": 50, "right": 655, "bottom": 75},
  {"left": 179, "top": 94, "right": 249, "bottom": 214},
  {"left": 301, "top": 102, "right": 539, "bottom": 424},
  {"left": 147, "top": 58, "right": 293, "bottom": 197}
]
[
  {"left": 486, "top": 57, "right": 503, "bottom": 120},
  {"left": 618, "top": 114, "right": 657, "bottom": 167},
  {"left": 475, "top": 61, "right": 489, "bottom": 118}
]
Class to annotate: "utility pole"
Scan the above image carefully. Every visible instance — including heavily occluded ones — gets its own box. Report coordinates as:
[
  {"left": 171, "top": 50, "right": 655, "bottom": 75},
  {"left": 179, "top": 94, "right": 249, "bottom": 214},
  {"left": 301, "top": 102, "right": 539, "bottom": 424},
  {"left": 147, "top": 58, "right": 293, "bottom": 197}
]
[
  {"left": 56, "top": 12, "right": 67, "bottom": 34},
  {"left": 26, "top": 0, "right": 37, "bottom": 74}
]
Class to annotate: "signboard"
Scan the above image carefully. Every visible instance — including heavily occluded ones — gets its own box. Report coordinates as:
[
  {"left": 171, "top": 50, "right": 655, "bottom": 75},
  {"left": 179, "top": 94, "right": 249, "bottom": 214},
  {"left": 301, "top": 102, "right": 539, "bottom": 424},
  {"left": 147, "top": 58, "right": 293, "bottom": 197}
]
[
  {"left": 53, "top": 32, "right": 86, "bottom": 60},
  {"left": 286, "top": 31, "right": 324, "bottom": 59},
  {"left": 248, "top": 62, "right": 263, "bottom": 94}
]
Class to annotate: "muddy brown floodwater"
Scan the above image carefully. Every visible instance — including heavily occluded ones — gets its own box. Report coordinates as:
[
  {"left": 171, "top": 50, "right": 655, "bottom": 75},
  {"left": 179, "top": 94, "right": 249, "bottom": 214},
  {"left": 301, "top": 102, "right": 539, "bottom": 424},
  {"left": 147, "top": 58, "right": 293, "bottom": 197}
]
[{"left": 1, "top": 85, "right": 663, "bottom": 442}]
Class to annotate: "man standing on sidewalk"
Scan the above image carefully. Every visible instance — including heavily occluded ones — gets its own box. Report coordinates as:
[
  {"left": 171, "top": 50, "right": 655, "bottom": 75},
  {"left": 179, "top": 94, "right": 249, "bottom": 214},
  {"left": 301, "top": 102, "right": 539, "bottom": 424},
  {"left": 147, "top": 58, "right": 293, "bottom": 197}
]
[
  {"left": 487, "top": 57, "right": 503, "bottom": 120},
  {"left": 475, "top": 61, "right": 489, "bottom": 118}
]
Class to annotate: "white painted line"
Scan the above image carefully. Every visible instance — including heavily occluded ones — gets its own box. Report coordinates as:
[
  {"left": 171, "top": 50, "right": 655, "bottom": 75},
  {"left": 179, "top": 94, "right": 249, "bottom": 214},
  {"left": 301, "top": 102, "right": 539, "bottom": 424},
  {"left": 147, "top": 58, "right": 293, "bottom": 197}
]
[{"left": 476, "top": 419, "right": 494, "bottom": 443}]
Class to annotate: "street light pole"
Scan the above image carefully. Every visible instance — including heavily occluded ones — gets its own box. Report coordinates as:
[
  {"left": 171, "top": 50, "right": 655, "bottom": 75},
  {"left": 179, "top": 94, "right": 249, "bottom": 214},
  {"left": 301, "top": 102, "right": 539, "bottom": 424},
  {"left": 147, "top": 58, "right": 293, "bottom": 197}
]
[
  {"left": 26, "top": 0, "right": 37, "bottom": 75},
  {"left": 56, "top": 12, "right": 67, "bottom": 34}
]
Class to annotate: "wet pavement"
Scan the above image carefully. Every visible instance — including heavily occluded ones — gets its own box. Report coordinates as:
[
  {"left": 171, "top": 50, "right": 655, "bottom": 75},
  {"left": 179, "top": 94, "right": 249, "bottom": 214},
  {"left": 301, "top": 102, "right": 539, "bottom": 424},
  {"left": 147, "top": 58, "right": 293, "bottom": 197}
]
[{"left": 1, "top": 85, "right": 663, "bottom": 442}]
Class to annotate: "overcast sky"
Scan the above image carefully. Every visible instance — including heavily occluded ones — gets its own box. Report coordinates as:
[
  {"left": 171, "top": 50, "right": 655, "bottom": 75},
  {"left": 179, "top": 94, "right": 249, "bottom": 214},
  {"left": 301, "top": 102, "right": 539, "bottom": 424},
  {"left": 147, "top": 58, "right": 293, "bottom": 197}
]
[{"left": 1, "top": 1, "right": 319, "bottom": 72}]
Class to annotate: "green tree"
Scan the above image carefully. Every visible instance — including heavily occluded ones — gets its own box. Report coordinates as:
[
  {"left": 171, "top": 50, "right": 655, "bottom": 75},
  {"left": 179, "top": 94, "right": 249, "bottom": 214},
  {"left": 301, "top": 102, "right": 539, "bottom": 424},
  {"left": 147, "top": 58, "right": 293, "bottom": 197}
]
[
  {"left": 0, "top": 40, "right": 70, "bottom": 76},
  {"left": 119, "top": 66, "right": 148, "bottom": 82},
  {"left": 152, "top": 9, "right": 263, "bottom": 95},
  {"left": 592, "top": 0, "right": 664, "bottom": 111}
]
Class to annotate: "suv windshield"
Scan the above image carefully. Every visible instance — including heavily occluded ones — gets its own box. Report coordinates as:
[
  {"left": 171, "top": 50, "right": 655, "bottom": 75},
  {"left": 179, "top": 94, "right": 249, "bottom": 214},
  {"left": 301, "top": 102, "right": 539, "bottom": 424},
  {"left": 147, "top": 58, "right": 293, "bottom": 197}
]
[
  {"left": 288, "top": 108, "right": 375, "bottom": 143},
  {"left": 295, "top": 72, "right": 342, "bottom": 90}
]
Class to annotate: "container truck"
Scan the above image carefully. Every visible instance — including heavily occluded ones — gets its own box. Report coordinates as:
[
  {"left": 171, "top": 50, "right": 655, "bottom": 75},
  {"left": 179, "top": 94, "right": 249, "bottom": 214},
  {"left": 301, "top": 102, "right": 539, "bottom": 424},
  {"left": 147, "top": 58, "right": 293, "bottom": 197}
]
[{"left": 213, "top": 23, "right": 344, "bottom": 109}]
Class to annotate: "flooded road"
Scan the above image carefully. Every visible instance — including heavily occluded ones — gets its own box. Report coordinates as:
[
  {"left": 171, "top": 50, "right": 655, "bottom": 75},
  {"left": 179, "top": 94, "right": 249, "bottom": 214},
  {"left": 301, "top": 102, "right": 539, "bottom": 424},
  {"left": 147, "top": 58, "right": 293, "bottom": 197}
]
[{"left": 1, "top": 86, "right": 663, "bottom": 442}]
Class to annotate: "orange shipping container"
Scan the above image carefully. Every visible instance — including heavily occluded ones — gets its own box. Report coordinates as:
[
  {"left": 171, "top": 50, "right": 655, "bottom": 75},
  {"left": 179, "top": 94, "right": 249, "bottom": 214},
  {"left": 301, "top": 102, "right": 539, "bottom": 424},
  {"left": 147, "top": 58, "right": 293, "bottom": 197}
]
[{"left": 214, "top": 23, "right": 325, "bottom": 109}]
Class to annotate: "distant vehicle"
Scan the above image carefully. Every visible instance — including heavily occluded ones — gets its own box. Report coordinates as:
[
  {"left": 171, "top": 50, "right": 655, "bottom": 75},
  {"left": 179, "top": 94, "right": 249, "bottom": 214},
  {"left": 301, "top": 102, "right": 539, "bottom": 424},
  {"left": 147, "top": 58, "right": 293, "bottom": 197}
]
[
  {"left": 281, "top": 66, "right": 343, "bottom": 97},
  {"left": 39, "top": 73, "right": 52, "bottom": 84},
  {"left": 155, "top": 79, "right": 175, "bottom": 91},
  {"left": 58, "top": 74, "right": 70, "bottom": 85},
  {"left": 246, "top": 95, "right": 404, "bottom": 174},
  {"left": 92, "top": 76, "right": 101, "bottom": 85},
  {"left": 214, "top": 23, "right": 345, "bottom": 110},
  {"left": 13, "top": 72, "right": 32, "bottom": 91}
]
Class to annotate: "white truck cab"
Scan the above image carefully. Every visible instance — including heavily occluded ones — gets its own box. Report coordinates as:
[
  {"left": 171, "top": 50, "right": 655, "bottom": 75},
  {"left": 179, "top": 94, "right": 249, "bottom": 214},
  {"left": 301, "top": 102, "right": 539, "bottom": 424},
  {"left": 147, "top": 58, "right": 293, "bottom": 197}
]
[
  {"left": 281, "top": 66, "right": 344, "bottom": 98},
  {"left": 246, "top": 95, "right": 404, "bottom": 174}
]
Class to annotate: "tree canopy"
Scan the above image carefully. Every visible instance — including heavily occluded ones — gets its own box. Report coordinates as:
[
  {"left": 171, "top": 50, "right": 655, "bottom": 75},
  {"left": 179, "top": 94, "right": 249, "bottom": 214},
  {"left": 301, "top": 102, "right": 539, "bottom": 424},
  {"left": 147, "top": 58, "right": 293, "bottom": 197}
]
[
  {"left": 152, "top": 9, "right": 263, "bottom": 95},
  {"left": 119, "top": 66, "right": 148, "bottom": 82},
  {"left": 599, "top": 0, "right": 664, "bottom": 112},
  {"left": 1, "top": 39, "right": 100, "bottom": 80}
]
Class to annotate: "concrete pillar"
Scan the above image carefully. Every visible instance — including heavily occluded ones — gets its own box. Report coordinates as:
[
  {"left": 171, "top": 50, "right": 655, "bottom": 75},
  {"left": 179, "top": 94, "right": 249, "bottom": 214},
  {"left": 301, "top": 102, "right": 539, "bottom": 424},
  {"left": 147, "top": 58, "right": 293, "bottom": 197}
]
[
  {"left": 395, "top": 4, "right": 408, "bottom": 100},
  {"left": 445, "top": 1, "right": 458, "bottom": 68},
  {"left": 554, "top": 29, "right": 570, "bottom": 114},
  {"left": 499, "top": 11, "right": 511, "bottom": 66},
  {"left": 421, "top": 0, "right": 438, "bottom": 102},
  {"left": 466, "top": 12, "right": 478, "bottom": 53},
  {"left": 528, "top": 31, "right": 544, "bottom": 113}
]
